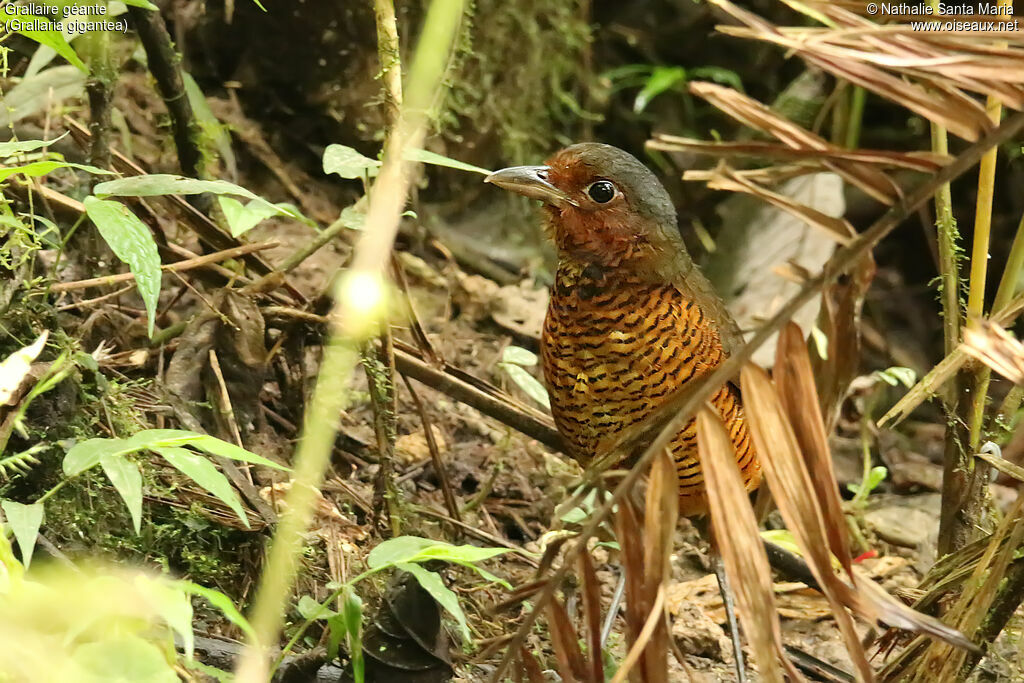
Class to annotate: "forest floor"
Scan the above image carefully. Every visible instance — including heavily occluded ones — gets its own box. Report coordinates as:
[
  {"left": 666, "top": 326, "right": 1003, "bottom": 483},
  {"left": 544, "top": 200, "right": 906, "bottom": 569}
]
[{"left": 9, "top": 69, "right": 1024, "bottom": 682}]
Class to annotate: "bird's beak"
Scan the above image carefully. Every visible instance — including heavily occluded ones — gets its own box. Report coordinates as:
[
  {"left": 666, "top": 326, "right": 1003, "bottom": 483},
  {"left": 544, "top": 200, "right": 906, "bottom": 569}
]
[{"left": 484, "top": 165, "right": 577, "bottom": 208}]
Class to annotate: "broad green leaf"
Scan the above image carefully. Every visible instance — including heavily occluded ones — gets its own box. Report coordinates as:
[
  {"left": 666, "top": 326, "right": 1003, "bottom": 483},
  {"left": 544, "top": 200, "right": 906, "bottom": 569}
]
[
  {"left": 177, "top": 581, "right": 257, "bottom": 643},
  {"left": 338, "top": 205, "right": 366, "bottom": 230},
  {"left": 100, "top": 453, "right": 143, "bottom": 534},
  {"left": 331, "top": 588, "right": 363, "bottom": 677},
  {"left": 367, "top": 536, "right": 510, "bottom": 587},
  {"left": 11, "top": 16, "right": 87, "bottom": 73},
  {"left": 155, "top": 447, "right": 249, "bottom": 528},
  {"left": 297, "top": 594, "right": 336, "bottom": 621},
  {"left": 395, "top": 563, "right": 469, "bottom": 641},
  {"left": 0, "top": 65, "right": 86, "bottom": 128},
  {"left": 690, "top": 66, "right": 745, "bottom": 92},
  {"left": 499, "top": 364, "right": 550, "bottom": 409},
  {"left": 404, "top": 148, "right": 491, "bottom": 176},
  {"left": 323, "top": 144, "right": 380, "bottom": 179},
  {"left": 118, "top": 0, "right": 160, "bottom": 12},
  {"left": 83, "top": 197, "right": 161, "bottom": 336},
  {"left": 135, "top": 575, "right": 195, "bottom": 659},
  {"left": 64, "top": 438, "right": 128, "bottom": 476},
  {"left": 0, "top": 159, "right": 112, "bottom": 183},
  {"left": 634, "top": 66, "right": 687, "bottom": 113},
  {"left": 367, "top": 536, "right": 443, "bottom": 568},
  {"left": 218, "top": 196, "right": 280, "bottom": 237},
  {"left": 0, "top": 133, "right": 68, "bottom": 157},
  {"left": 72, "top": 634, "right": 178, "bottom": 683},
  {"left": 875, "top": 366, "right": 916, "bottom": 388},
  {"left": 1, "top": 500, "right": 44, "bottom": 569},
  {"left": 500, "top": 345, "right": 538, "bottom": 366},
  {"left": 94, "top": 175, "right": 261, "bottom": 201},
  {"left": 184, "top": 433, "right": 288, "bottom": 470}
]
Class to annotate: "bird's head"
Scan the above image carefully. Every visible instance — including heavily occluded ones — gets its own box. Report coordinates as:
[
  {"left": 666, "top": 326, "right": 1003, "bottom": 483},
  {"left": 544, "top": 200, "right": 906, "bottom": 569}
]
[{"left": 485, "top": 143, "right": 688, "bottom": 276}]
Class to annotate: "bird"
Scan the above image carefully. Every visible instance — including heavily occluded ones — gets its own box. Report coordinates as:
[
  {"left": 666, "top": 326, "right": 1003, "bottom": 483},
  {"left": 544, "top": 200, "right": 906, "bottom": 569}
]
[{"left": 484, "top": 142, "right": 761, "bottom": 517}]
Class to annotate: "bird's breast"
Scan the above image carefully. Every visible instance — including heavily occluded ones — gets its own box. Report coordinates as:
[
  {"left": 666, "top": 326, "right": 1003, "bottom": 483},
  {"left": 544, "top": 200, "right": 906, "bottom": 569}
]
[{"left": 541, "top": 267, "right": 726, "bottom": 460}]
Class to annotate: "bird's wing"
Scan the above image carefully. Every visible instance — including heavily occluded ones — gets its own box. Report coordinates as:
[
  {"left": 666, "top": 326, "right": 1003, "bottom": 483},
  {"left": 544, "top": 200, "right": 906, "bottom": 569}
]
[{"left": 672, "top": 266, "right": 745, "bottom": 357}]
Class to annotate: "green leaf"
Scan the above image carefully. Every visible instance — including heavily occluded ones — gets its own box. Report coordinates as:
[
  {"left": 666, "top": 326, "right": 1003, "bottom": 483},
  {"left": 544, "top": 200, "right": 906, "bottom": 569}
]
[
  {"left": 634, "top": 66, "right": 687, "bottom": 113},
  {"left": 297, "top": 594, "right": 336, "bottom": 621},
  {"left": 64, "top": 438, "right": 127, "bottom": 476},
  {"left": 333, "top": 588, "right": 363, "bottom": 678},
  {"left": 155, "top": 447, "right": 250, "bottom": 528},
  {"left": 118, "top": 0, "right": 160, "bottom": 12},
  {"left": 367, "top": 536, "right": 511, "bottom": 588},
  {"left": 94, "top": 174, "right": 254, "bottom": 199},
  {"left": 100, "top": 453, "right": 143, "bottom": 534},
  {"left": 177, "top": 581, "right": 257, "bottom": 643},
  {"left": 689, "top": 66, "right": 745, "bottom": 92},
  {"left": 218, "top": 196, "right": 280, "bottom": 237},
  {"left": 500, "top": 345, "right": 538, "bottom": 366},
  {"left": 404, "top": 148, "right": 491, "bottom": 176},
  {"left": 323, "top": 144, "right": 381, "bottom": 179},
  {"left": 135, "top": 575, "right": 195, "bottom": 660},
  {"left": 0, "top": 133, "right": 69, "bottom": 157},
  {"left": 83, "top": 197, "right": 161, "bottom": 336},
  {"left": 0, "top": 159, "right": 112, "bottom": 183},
  {"left": 11, "top": 15, "right": 87, "bottom": 73},
  {"left": 183, "top": 433, "right": 289, "bottom": 470},
  {"left": 72, "top": 634, "right": 178, "bottom": 683},
  {"left": 875, "top": 366, "right": 917, "bottom": 388},
  {"left": 395, "top": 563, "right": 469, "bottom": 642},
  {"left": 367, "top": 536, "right": 440, "bottom": 568},
  {"left": 1, "top": 500, "right": 44, "bottom": 569},
  {"left": 338, "top": 205, "right": 366, "bottom": 231},
  {"left": 498, "top": 363, "right": 550, "bottom": 409}
]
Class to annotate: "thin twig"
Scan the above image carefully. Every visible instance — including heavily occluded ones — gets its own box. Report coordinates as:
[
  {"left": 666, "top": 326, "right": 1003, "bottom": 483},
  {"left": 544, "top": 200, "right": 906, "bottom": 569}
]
[
  {"left": 50, "top": 242, "right": 278, "bottom": 292},
  {"left": 401, "top": 375, "right": 461, "bottom": 523}
]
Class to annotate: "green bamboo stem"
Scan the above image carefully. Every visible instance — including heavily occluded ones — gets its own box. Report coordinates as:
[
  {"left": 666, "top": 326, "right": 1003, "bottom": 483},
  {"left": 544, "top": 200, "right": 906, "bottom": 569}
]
[{"left": 233, "top": 2, "right": 466, "bottom": 679}]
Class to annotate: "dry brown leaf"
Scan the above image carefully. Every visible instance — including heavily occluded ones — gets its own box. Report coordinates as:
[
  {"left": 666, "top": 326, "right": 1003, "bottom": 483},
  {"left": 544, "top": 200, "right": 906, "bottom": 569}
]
[
  {"left": 742, "top": 363, "right": 874, "bottom": 681},
  {"left": 696, "top": 406, "right": 798, "bottom": 683},
  {"left": 774, "top": 322, "right": 855, "bottom": 576},
  {"left": 962, "top": 319, "right": 1024, "bottom": 384}
]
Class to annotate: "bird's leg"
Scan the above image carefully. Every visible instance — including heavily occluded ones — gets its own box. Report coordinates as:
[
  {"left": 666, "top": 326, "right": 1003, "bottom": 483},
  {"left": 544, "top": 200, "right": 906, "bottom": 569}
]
[{"left": 713, "top": 548, "right": 748, "bottom": 683}]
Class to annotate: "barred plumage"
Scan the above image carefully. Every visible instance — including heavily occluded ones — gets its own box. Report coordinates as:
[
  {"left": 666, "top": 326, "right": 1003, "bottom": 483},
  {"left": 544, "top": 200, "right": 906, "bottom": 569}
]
[
  {"left": 486, "top": 142, "right": 762, "bottom": 517},
  {"left": 542, "top": 261, "right": 760, "bottom": 516}
]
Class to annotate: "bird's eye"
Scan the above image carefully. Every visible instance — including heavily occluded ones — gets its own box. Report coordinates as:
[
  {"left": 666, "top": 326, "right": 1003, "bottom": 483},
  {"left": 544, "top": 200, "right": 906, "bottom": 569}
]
[{"left": 586, "top": 180, "right": 616, "bottom": 204}]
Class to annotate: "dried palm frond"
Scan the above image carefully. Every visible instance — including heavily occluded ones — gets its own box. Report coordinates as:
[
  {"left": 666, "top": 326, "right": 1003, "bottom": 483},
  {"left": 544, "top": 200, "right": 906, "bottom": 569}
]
[
  {"left": 742, "top": 357, "right": 979, "bottom": 680},
  {"left": 687, "top": 81, "right": 900, "bottom": 204},
  {"left": 709, "top": 0, "right": 1024, "bottom": 139},
  {"left": 696, "top": 406, "right": 796, "bottom": 683},
  {"left": 962, "top": 318, "right": 1024, "bottom": 384}
]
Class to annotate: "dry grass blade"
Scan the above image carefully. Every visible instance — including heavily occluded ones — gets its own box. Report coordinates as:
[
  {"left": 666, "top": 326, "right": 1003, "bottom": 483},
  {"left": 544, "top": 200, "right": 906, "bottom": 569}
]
[
  {"left": 578, "top": 550, "right": 605, "bottom": 683},
  {"left": 774, "top": 323, "right": 854, "bottom": 576},
  {"left": 649, "top": 135, "right": 950, "bottom": 172},
  {"left": 811, "top": 252, "right": 876, "bottom": 431},
  {"left": 640, "top": 449, "right": 678, "bottom": 682},
  {"left": 744, "top": 364, "right": 978, "bottom": 662},
  {"left": 689, "top": 81, "right": 899, "bottom": 204},
  {"left": 696, "top": 406, "right": 796, "bottom": 683},
  {"left": 610, "top": 466, "right": 675, "bottom": 683},
  {"left": 741, "top": 364, "right": 874, "bottom": 682},
  {"left": 878, "top": 293, "right": 1024, "bottom": 426},
  {"left": 904, "top": 494, "right": 1024, "bottom": 682},
  {"left": 701, "top": 164, "right": 856, "bottom": 244},
  {"left": 546, "top": 597, "right": 586, "bottom": 682},
  {"left": 709, "top": 0, "right": 1024, "bottom": 139},
  {"left": 976, "top": 449, "right": 1024, "bottom": 484},
  {"left": 610, "top": 585, "right": 667, "bottom": 683},
  {"left": 962, "top": 319, "right": 1024, "bottom": 384},
  {"left": 518, "top": 647, "right": 546, "bottom": 683}
]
